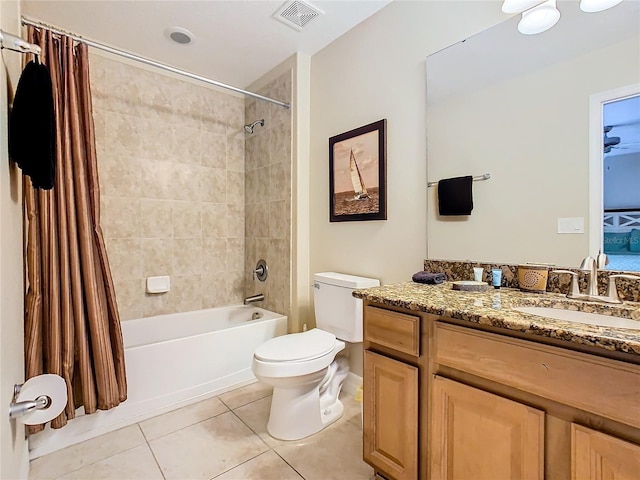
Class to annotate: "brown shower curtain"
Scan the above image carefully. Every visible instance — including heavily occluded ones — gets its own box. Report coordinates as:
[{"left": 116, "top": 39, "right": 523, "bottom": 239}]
[{"left": 23, "top": 27, "right": 126, "bottom": 432}]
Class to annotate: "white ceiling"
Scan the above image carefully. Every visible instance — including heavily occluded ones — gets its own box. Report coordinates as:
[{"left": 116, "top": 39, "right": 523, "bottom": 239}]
[{"left": 21, "top": 0, "right": 392, "bottom": 88}]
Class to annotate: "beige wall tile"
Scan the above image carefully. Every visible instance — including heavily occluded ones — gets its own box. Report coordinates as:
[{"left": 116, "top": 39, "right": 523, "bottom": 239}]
[
  {"left": 101, "top": 196, "right": 140, "bottom": 239},
  {"left": 172, "top": 275, "right": 202, "bottom": 313},
  {"left": 227, "top": 271, "right": 245, "bottom": 305},
  {"left": 269, "top": 200, "right": 289, "bottom": 240},
  {"left": 172, "top": 201, "right": 202, "bottom": 238},
  {"left": 172, "top": 125, "right": 202, "bottom": 165},
  {"left": 143, "top": 290, "right": 174, "bottom": 317},
  {"left": 202, "top": 237, "right": 227, "bottom": 273},
  {"left": 227, "top": 203, "right": 244, "bottom": 239},
  {"left": 227, "top": 238, "right": 244, "bottom": 272},
  {"left": 201, "top": 167, "right": 226, "bottom": 203},
  {"left": 227, "top": 136, "right": 244, "bottom": 172},
  {"left": 97, "top": 153, "right": 142, "bottom": 199},
  {"left": 201, "top": 203, "right": 227, "bottom": 238},
  {"left": 138, "top": 159, "right": 176, "bottom": 200},
  {"left": 113, "top": 278, "right": 144, "bottom": 321},
  {"left": 227, "top": 170, "right": 244, "bottom": 205},
  {"left": 172, "top": 163, "right": 203, "bottom": 201},
  {"left": 270, "top": 121, "right": 291, "bottom": 166},
  {"left": 201, "top": 274, "right": 229, "bottom": 308},
  {"left": 173, "top": 238, "right": 203, "bottom": 276},
  {"left": 96, "top": 59, "right": 293, "bottom": 318},
  {"left": 268, "top": 162, "right": 290, "bottom": 202},
  {"left": 106, "top": 238, "right": 142, "bottom": 281},
  {"left": 140, "top": 199, "right": 173, "bottom": 238},
  {"left": 141, "top": 238, "right": 173, "bottom": 278},
  {"left": 201, "top": 132, "right": 226, "bottom": 169}
]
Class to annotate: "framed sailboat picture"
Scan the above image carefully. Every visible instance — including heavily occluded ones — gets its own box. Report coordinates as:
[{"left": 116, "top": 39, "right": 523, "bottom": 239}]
[{"left": 329, "top": 119, "right": 387, "bottom": 222}]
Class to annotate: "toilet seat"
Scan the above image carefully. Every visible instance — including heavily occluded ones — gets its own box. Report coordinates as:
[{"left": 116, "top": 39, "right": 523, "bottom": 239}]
[{"left": 255, "top": 328, "right": 336, "bottom": 363}]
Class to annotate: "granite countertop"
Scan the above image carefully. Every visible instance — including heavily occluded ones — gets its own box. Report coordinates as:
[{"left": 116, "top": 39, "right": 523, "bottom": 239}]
[{"left": 353, "top": 282, "right": 640, "bottom": 357}]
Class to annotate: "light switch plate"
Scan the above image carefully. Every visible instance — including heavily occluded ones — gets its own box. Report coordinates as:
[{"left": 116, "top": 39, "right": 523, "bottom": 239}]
[{"left": 557, "top": 217, "right": 584, "bottom": 234}]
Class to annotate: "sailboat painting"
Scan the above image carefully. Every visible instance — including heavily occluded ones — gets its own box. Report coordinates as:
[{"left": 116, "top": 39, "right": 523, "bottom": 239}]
[{"left": 329, "top": 119, "right": 387, "bottom": 222}]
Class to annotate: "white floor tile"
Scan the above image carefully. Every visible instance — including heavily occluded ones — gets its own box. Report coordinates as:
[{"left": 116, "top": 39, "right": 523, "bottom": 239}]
[
  {"left": 139, "top": 396, "right": 229, "bottom": 441},
  {"left": 57, "top": 444, "right": 163, "bottom": 480},
  {"left": 218, "top": 381, "right": 273, "bottom": 410},
  {"left": 29, "top": 425, "right": 146, "bottom": 480},
  {"left": 149, "top": 411, "right": 269, "bottom": 480},
  {"left": 214, "top": 450, "right": 303, "bottom": 480}
]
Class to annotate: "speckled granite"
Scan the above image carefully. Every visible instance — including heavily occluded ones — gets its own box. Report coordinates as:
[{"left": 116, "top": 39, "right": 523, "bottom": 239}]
[
  {"left": 354, "top": 282, "right": 640, "bottom": 357},
  {"left": 423, "top": 259, "right": 640, "bottom": 302}
]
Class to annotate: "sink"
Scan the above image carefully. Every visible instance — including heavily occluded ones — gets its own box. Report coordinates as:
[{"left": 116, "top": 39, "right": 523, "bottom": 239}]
[{"left": 514, "top": 306, "right": 640, "bottom": 330}]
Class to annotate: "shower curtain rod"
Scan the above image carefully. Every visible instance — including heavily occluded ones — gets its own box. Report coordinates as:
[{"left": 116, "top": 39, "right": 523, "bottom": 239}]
[{"left": 21, "top": 17, "right": 290, "bottom": 109}]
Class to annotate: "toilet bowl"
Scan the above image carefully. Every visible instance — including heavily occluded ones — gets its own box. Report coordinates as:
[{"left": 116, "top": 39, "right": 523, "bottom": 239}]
[
  {"left": 252, "top": 272, "right": 380, "bottom": 441},
  {"left": 252, "top": 328, "right": 349, "bottom": 440}
]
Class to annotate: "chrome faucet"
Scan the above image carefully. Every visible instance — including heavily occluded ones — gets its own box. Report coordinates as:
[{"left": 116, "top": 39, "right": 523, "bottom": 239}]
[
  {"left": 553, "top": 256, "right": 640, "bottom": 304},
  {"left": 579, "top": 256, "right": 599, "bottom": 297},
  {"left": 244, "top": 293, "right": 264, "bottom": 305}
]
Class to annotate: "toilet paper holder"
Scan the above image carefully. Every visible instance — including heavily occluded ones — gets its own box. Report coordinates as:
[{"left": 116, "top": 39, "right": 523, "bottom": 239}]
[{"left": 9, "top": 383, "right": 50, "bottom": 420}]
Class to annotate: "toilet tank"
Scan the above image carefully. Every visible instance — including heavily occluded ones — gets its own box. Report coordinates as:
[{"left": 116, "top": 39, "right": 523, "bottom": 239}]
[{"left": 313, "top": 272, "right": 380, "bottom": 342}]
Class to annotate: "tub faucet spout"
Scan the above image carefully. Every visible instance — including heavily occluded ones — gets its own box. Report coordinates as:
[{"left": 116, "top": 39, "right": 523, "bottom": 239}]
[{"left": 244, "top": 293, "right": 264, "bottom": 305}]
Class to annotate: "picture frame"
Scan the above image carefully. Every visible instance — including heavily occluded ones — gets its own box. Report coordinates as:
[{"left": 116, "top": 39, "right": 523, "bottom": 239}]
[{"left": 329, "top": 119, "right": 387, "bottom": 222}]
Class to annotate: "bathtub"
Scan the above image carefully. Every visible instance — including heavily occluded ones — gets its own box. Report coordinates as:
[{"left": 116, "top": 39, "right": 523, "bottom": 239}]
[{"left": 29, "top": 305, "right": 287, "bottom": 459}]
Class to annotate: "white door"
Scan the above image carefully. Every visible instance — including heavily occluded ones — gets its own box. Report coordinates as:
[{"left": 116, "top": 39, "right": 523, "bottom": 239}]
[{"left": 0, "top": 1, "right": 29, "bottom": 478}]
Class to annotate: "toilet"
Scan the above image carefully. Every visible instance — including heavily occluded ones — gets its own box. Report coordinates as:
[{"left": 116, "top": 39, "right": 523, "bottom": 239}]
[{"left": 251, "top": 272, "right": 379, "bottom": 441}]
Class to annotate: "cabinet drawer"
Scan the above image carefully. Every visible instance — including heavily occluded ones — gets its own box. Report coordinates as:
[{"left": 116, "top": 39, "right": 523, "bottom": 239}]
[
  {"left": 434, "top": 322, "right": 640, "bottom": 429},
  {"left": 365, "top": 306, "right": 420, "bottom": 356}
]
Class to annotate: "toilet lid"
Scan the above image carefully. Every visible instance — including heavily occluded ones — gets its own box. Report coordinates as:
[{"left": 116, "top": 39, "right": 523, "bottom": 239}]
[{"left": 254, "top": 329, "right": 337, "bottom": 362}]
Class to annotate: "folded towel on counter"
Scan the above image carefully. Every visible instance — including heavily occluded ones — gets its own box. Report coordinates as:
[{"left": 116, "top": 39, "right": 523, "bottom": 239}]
[
  {"left": 412, "top": 272, "right": 446, "bottom": 285},
  {"left": 437, "top": 175, "right": 473, "bottom": 216}
]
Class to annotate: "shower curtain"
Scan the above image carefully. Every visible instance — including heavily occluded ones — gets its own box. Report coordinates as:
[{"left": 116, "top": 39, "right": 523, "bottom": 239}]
[{"left": 23, "top": 27, "right": 126, "bottom": 432}]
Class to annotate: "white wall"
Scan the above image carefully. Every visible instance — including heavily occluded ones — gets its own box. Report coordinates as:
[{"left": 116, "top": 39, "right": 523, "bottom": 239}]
[
  {"left": 309, "top": 1, "right": 505, "bottom": 287},
  {"left": 0, "top": 1, "right": 28, "bottom": 477},
  {"left": 309, "top": 1, "right": 506, "bottom": 375}
]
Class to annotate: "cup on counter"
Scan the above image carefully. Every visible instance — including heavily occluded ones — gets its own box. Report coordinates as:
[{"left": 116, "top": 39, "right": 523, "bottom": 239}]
[
  {"left": 491, "top": 268, "right": 502, "bottom": 289},
  {"left": 473, "top": 267, "right": 484, "bottom": 282}
]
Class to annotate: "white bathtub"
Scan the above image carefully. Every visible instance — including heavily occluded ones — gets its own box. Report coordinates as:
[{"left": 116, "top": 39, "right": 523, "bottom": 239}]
[{"left": 29, "top": 305, "right": 287, "bottom": 459}]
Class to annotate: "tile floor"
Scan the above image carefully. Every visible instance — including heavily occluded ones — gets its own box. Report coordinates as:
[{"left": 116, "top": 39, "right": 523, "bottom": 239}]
[{"left": 29, "top": 382, "right": 375, "bottom": 480}]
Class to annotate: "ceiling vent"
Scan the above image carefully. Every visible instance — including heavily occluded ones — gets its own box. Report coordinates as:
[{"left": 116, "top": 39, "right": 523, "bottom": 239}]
[{"left": 273, "top": 0, "right": 323, "bottom": 31}]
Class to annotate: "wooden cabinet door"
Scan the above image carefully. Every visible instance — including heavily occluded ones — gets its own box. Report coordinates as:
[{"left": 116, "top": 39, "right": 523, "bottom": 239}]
[
  {"left": 363, "top": 350, "right": 418, "bottom": 480},
  {"left": 572, "top": 424, "right": 640, "bottom": 480},
  {"left": 430, "top": 376, "right": 544, "bottom": 480}
]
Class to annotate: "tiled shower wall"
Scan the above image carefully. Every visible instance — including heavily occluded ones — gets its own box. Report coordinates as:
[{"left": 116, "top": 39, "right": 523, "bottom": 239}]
[
  {"left": 244, "top": 73, "right": 292, "bottom": 318},
  {"left": 90, "top": 54, "right": 246, "bottom": 320}
]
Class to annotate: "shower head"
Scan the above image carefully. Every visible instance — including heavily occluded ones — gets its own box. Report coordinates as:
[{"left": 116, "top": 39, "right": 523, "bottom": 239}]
[{"left": 244, "top": 119, "right": 265, "bottom": 134}]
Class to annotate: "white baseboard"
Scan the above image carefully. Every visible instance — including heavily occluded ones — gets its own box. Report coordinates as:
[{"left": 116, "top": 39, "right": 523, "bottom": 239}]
[{"left": 342, "top": 372, "right": 362, "bottom": 397}]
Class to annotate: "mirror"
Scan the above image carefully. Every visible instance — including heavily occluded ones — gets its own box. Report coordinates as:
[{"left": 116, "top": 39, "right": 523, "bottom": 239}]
[{"left": 426, "top": 1, "right": 640, "bottom": 271}]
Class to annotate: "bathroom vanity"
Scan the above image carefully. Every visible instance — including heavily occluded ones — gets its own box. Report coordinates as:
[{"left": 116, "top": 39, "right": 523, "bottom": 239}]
[{"left": 356, "top": 283, "right": 640, "bottom": 480}]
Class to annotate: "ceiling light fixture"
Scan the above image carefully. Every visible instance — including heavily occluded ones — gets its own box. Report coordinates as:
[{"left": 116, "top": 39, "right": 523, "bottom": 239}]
[
  {"left": 517, "top": 0, "right": 560, "bottom": 35},
  {"left": 504, "top": 0, "right": 623, "bottom": 35},
  {"left": 579, "top": 0, "right": 624, "bottom": 13}
]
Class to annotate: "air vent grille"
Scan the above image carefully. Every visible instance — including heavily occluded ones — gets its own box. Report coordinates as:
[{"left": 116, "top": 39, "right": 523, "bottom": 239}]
[{"left": 274, "top": 0, "right": 323, "bottom": 31}]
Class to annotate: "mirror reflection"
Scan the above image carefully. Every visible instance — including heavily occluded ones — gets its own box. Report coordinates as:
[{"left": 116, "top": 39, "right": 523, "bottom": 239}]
[{"left": 426, "top": 0, "right": 640, "bottom": 271}]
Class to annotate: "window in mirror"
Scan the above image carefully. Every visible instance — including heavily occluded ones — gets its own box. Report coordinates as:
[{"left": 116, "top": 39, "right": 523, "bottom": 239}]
[{"left": 601, "top": 94, "right": 640, "bottom": 271}]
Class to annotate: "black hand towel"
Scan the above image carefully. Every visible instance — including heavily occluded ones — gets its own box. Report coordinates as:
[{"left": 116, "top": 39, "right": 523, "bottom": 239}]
[
  {"left": 437, "top": 175, "right": 473, "bottom": 216},
  {"left": 412, "top": 271, "right": 446, "bottom": 285},
  {"left": 9, "top": 60, "right": 56, "bottom": 190}
]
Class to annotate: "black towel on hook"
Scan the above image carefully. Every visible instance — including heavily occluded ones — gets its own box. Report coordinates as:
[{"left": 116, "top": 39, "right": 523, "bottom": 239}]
[
  {"left": 9, "top": 60, "right": 56, "bottom": 190},
  {"left": 437, "top": 175, "right": 473, "bottom": 216}
]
